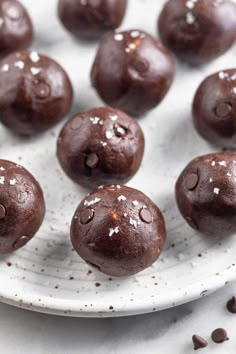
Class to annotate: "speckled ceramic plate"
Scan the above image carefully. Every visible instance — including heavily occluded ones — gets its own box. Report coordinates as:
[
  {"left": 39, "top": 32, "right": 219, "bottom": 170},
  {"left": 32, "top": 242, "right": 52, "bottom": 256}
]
[{"left": 0, "top": 0, "right": 236, "bottom": 318}]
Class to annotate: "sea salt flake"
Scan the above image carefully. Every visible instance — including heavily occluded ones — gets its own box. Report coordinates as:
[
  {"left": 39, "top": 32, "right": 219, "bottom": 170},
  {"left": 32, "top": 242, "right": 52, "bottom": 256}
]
[
  {"left": 1, "top": 64, "right": 9, "bottom": 72},
  {"left": 130, "top": 31, "right": 140, "bottom": 38},
  {"left": 14, "top": 61, "right": 24, "bottom": 70},
  {"left": 0, "top": 176, "right": 5, "bottom": 184},
  {"left": 118, "top": 195, "right": 126, "bottom": 202},
  {"left": 186, "top": 12, "right": 195, "bottom": 24},
  {"left": 132, "top": 200, "right": 139, "bottom": 206},
  {"left": 129, "top": 218, "right": 138, "bottom": 228},
  {"left": 232, "top": 87, "right": 236, "bottom": 95},
  {"left": 84, "top": 197, "right": 101, "bottom": 206},
  {"left": 211, "top": 161, "right": 216, "bottom": 166},
  {"left": 116, "top": 185, "right": 121, "bottom": 189},
  {"left": 227, "top": 172, "right": 232, "bottom": 177},
  {"left": 218, "top": 161, "right": 227, "bottom": 167},
  {"left": 30, "top": 67, "right": 41, "bottom": 75},
  {"left": 9, "top": 178, "right": 16, "bottom": 185},
  {"left": 219, "top": 71, "right": 228, "bottom": 79},
  {"left": 114, "top": 33, "right": 123, "bottom": 41},
  {"left": 106, "top": 131, "right": 113, "bottom": 139},
  {"left": 124, "top": 213, "right": 128, "bottom": 217},
  {"left": 0, "top": 167, "right": 5, "bottom": 171},
  {"left": 100, "top": 141, "right": 107, "bottom": 147},
  {"left": 109, "top": 227, "right": 119, "bottom": 237},
  {"left": 110, "top": 115, "right": 118, "bottom": 121},
  {"left": 209, "top": 178, "right": 213, "bottom": 183},
  {"left": 30, "top": 51, "right": 40, "bottom": 63},
  {"left": 90, "top": 117, "right": 100, "bottom": 125},
  {"left": 214, "top": 188, "right": 220, "bottom": 195},
  {"left": 186, "top": 1, "right": 194, "bottom": 9}
]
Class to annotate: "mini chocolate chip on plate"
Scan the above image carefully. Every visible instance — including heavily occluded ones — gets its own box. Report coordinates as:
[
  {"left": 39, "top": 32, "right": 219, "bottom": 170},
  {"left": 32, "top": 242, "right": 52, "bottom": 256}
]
[
  {"left": 211, "top": 328, "right": 229, "bottom": 344},
  {"left": 192, "top": 335, "right": 208, "bottom": 350},
  {"left": 226, "top": 296, "right": 236, "bottom": 313}
]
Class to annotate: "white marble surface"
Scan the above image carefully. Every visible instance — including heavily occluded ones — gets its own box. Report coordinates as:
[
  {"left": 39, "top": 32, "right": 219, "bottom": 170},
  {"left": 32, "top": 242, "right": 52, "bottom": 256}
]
[{"left": 1, "top": 283, "right": 236, "bottom": 354}]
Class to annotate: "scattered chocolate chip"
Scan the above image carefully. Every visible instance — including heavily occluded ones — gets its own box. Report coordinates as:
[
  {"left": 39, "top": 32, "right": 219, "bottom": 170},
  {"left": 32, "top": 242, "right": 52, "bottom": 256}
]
[
  {"left": 211, "top": 328, "right": 229, "bottom": 344},
  {"left": 192, "top": 335, "right": 208, "bottom": 350},
  {"left": 0, "top": 204, "right": 6, "bottom": 220},
  {"left": 215, "top": 102, "right": 232, "bottom": 118},
  {"left": 95, "top": 282, "right": 101, "bottom": 287},
  {"left": 13, "top": 235, "right": 30, "bottom": 249},
  {"left": 226, "top": 296, "right": 236, "bottom": 313},
  {"left": 139, "top": 208, "right": 152, "bottom": 224},
  {"left": 6, "top": 262, "right": 12, "bottom": 267},
  {"left": 184, "top": 173, "right": 199, "bottom": 190},
  {"left": 109, "top": 306, "right": 114, "bottom": 310},
  {"left": 80, "top": 209, "right": 94, "bottom": 224},
  {"left": 85, "top": 152, "right": 99, "bottom": 169}
]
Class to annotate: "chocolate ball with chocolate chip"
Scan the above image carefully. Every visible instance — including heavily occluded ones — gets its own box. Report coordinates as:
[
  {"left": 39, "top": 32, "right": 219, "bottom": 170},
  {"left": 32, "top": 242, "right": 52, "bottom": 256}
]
[
  {"left": 71, "top": 184, "right": 166, "bottom": 277},
  {"left": 0, "top": 0, "right": 33, "bottom": 57},
  {"left": 0, "top": 160, "right": 45, "bottom": 253},
  {"left": 158, "top": 0, "right": 236, "bottom": 65},
  {"left": 0, "top": 51, "right": 73, "bottom": 136},
  {"left": 176, "top": 153, "right": 236, "bottom": 237},
  {"left": 91, "top": 30, "right": 175, "bottom": 116},
  {"left": 58, "top": 0, "right": 127, "bottom": 39},
  {"left": 57, "top": 107, "right": 145, "bottom": 189},
  {"left": 193, "top": 69, "right": 236, "bottom": 148}
]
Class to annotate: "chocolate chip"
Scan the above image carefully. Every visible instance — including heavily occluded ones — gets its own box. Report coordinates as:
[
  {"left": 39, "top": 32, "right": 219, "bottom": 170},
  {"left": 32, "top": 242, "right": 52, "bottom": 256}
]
[
  {"left": 114, "top": 123, "right": 127, "bottom": 137},
  {"left": 139, "top": 208, "right": 152, "bottom": 224},
  {"left": 13, "top": 235, "right": 30, "bottom": 249},
  {"left": 215, "top": 103, "right": 232, "bottom": 118},
  {"left": 0, "top": 204, "right": 6, "bottom": 220},
  {"left": 184, "top": 173, "right": 199, "bottom": 190},
  {"left": 131, "top": 58, "right": 149, "bottom": 73},
  {"left": 192, "top": 335, "right": 208, "bottom": 350},
  {"left": 85, "top": 153, "right": 99, "bottom": 169},
  {"left": 211, "top": 328, "right": 229, "bottom": 343},
  {"left": 226, "top": 296, "right": 236, "bottom": 313},
  {"left": 186, "top": 216, "right": 198, "bottom": 230},
  {"left": 80, "top": 209, "right": 94, "bottom": 224}
]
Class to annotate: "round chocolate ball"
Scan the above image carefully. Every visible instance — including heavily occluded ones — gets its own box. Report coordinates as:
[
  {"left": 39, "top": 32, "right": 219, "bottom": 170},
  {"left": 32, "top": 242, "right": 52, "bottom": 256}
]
[
  {"left": 175, "top": 153, "right": 236, "bottom": 237},
  {"left": 158, "top": 0, "right": 236, "bottom": 65},
  {"left": 0, "top": 51, "right": 73, "bottom": 136},
  {"left": 91, "top": 30, "right": 175, "bottom": 116},
  {"left": 193, "top": 69, "right": 236, "bottom": 148},
  {"left": 0, "top": 160, "right": 45, "bottom": 253},
  {"left": 0, "top": 0, "right": 33, "bottom": 58},
  {"left": 71, "top": 184, "right": 166, "bottom": 276},
  {"left": 58, "top": 0, "right": 127, "bottom": 39},
  {"left": 57, "top": 107, "right": 145, "bottom": 189}
]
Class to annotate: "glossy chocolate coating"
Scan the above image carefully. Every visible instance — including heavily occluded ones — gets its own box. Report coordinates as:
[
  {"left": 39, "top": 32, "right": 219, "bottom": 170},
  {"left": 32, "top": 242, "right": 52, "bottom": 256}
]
[
  {"left": 91, "top": 30, "right": 175, "bottom": 116},
  {"left": 0, "top": 160, "right": 45, "bottom": 253},
  {"left": 158, "top": 0, "right": 236, "bottom": 65},
  {"left": 193, "top": 69, "right": 236, "bottom": 148},
  {"left": 0, "top": 51, "right": 73, "bottom": 136},
  {"left": 58, "top": 0, "right": 127, "bottom": 39},
  {"left": 57, "top": 107, "right": 145, "bottom": 188},
  {"left": 176, "top": 153, "right": 236, "bottom": 237},
  {"left": 0, "top": 0, "right": 33, "bottom": 57},
  {"left": 71, "top": 184, "right": 166, "bottom": 277}
]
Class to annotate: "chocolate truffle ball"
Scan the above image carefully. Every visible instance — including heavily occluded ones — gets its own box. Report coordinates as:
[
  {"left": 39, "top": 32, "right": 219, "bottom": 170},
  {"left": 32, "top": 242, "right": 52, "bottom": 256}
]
[
  {"left": 158, "top": 0, "right": 236, "bottom": 65},
  {"left": 175, "top": 153, "right": 236, "bottom": 237},
  {"left": 58, "top": 0, "right": 127, "bottom": 39},
  {"left": 0, "top": 160, "right": 45, "bottom": 253},
  {"left": 57, "top": 107, "right": 145, "bottom": 189},
  {"left": 0, "top": 0, "right": 33, "bottom": 58},
  {"left": 91, "top": 30, "right": 175, "bottom": 116},
  {"left": 71, "top": 184, "right": 166, "bottom": 276},
  {"left": 0, "top": 51, "right": 73, "bottom": 136},
  {"left": 193, "top": 69, "right": 236, "bottom": 148}
]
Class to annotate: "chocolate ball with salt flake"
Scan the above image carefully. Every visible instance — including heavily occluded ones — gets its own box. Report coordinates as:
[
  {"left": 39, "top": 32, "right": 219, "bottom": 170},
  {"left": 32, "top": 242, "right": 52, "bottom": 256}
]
[
  {"left": 58, "top": 0, "right": 127, "bottom": 39},
  {"left": 91, "top": 30, "right": 175, "bottom": 116},
  {"left": 0, "top": 0, "right": 33, "bottom": 58},
  {"left": 175, "top": 153, "right": 236, "bottom": 237},
  {"left": 0, "top": 160, "right": 45, "bottom": 253},
  {"left": 158, "top": 0, "right": 236, "bottom": 65},
  {"left": 0, "top": 51, "right": 73, "bottom": 136},
  {"left": 193, "top": 69, "right": 236, "bottom": 148},
  {"left": 71, "top": 185, "right": 166, "bottom": 277},
  {"left": 57, "top": 107, "right": 145, "bottom": 189}
]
